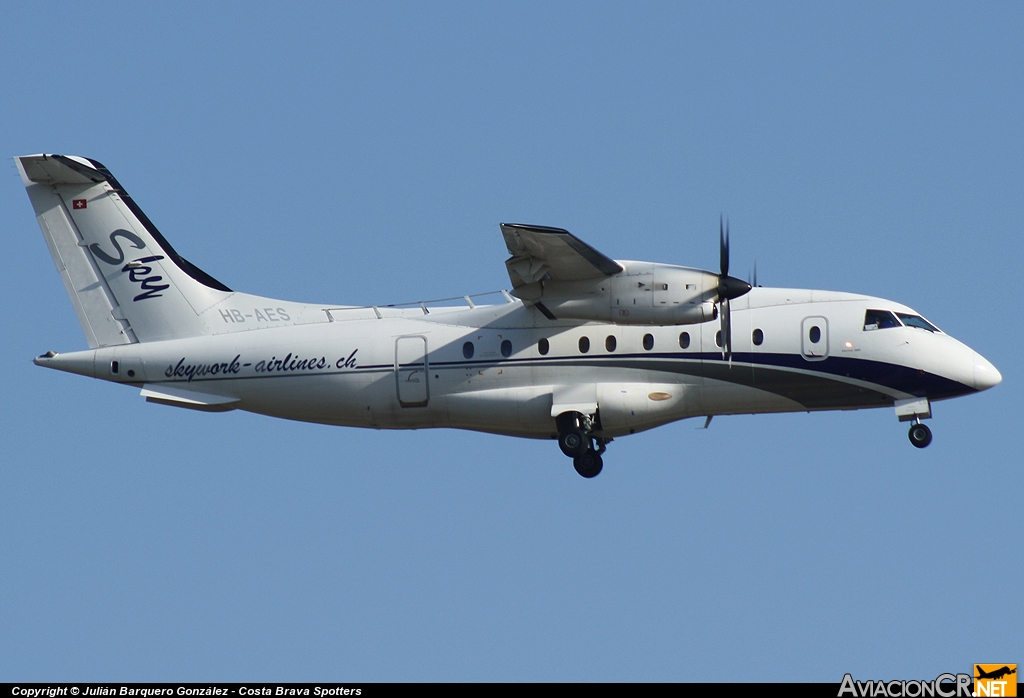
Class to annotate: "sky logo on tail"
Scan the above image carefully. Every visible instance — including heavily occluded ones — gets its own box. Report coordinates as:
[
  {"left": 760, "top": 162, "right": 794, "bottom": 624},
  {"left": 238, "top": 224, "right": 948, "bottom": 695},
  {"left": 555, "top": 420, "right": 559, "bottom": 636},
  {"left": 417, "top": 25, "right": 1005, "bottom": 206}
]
[
  {"left": 89, "top": 229, "right": 146, "bottom": 265},
  {"left": 89, "top": 229, "right": 170, "bottom": 301}
]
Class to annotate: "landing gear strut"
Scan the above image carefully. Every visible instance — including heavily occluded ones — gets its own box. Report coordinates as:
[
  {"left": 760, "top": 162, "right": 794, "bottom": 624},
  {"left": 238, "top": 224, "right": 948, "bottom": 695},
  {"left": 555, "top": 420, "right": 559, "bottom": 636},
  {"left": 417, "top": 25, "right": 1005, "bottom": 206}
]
[
  {"left": 896, "top": 398, "right": 933, "bottom": 449},
  {"left": 557, "top": 412, "right": 609, "bottom": 478},
  {"left": 908, "top": 421, "right": 932, "bottom": 449}
]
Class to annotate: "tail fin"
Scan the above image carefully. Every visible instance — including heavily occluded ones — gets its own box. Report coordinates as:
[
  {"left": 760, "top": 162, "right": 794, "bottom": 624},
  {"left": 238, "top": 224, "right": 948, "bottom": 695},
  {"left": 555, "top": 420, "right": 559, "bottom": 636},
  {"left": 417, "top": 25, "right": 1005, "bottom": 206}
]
[{"left": 16, "top": 154, "right": 232, "bottom": 345}]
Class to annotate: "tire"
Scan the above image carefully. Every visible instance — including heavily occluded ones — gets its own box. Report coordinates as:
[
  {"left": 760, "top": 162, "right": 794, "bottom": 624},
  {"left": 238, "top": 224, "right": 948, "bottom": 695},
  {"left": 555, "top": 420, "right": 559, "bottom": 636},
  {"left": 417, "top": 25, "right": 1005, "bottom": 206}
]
[
  {"left": 908, "top": 423, "right": 932, "bottom": 449},
  {"left": 558, "top": 428, "right": 588, "bottom": 458},
  {"left": 573, "top": 450, "right": 604, "bottom": 478}
]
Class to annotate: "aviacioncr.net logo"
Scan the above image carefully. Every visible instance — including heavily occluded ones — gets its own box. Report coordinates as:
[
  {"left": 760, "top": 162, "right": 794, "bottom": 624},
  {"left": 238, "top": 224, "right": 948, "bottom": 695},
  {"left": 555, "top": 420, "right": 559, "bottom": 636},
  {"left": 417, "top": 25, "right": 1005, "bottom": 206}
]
[{"left": 838, "top": 673, "right": 973, "bottom": 698}]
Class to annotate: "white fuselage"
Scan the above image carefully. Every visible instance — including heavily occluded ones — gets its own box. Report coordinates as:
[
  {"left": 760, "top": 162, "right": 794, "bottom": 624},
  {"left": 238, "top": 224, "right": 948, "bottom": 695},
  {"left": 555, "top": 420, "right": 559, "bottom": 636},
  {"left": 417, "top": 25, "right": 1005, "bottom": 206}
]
[
  {"left": 17, "top": 153, "right": 1001, "bottom": 465},
  {"left": 38, "top": 286, "right": 999, "bottom": 441}
]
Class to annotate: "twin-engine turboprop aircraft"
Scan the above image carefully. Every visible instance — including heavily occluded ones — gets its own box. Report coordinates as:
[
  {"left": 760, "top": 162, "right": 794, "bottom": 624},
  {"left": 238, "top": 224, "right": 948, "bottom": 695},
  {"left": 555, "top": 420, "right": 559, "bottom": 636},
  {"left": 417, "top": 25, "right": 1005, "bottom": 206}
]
[{"left": 18, "top": 154, "right": 1001, "bottom": 478}]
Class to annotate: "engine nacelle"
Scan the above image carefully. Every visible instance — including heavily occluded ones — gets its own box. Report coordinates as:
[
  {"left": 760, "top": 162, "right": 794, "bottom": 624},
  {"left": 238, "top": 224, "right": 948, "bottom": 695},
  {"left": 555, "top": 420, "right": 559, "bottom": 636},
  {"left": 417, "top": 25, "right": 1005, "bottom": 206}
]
[{"left": 513, "top": 261, "right": 720, "bottom": 325}]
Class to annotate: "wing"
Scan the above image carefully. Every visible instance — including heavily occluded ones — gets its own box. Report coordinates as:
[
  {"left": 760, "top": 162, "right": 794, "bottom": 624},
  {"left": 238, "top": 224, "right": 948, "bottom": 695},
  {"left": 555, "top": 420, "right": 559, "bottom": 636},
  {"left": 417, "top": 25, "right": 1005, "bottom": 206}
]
[{"left": 501, "top": 223, "right": 623, "bottom": 289}]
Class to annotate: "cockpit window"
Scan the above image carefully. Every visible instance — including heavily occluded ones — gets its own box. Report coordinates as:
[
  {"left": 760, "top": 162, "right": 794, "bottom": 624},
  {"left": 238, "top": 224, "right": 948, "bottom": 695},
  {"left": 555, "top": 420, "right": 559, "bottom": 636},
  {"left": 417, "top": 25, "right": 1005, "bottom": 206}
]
[
  {"left": 863, "top": 309, "right": 901, "bottom": 331},
  {"left": 896, "top": 313, "right": 940, "bottom": 333}
]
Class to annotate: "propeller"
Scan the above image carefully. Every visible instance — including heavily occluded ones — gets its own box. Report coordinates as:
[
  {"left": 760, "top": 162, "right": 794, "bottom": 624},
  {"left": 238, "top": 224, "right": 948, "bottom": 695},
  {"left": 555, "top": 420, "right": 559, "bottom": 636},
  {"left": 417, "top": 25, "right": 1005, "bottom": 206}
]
[{"left": 716, "top": 216, "right": 752, "bottom": 362}]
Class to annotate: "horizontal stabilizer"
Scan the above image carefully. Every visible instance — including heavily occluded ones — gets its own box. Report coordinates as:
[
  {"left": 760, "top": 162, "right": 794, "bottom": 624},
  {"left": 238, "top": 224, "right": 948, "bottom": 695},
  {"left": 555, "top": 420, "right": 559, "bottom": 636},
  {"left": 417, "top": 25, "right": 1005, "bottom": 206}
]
[{"left": 140, "top": 383, "right": 239, "bottom": 412}]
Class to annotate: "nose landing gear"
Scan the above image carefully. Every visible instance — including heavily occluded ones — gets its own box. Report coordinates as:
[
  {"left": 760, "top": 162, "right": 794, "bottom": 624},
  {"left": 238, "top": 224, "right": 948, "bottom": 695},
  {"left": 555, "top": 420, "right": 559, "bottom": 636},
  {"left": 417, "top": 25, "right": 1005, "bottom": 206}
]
[
  {"left": 557, "top": 411, "right": 609, "bottom": 478},
  {"left": 908, "top": 421, "right": 933, "bottom": 448},
  {"left": 895, "top": 398, "right": 933, "bottom": 449}
]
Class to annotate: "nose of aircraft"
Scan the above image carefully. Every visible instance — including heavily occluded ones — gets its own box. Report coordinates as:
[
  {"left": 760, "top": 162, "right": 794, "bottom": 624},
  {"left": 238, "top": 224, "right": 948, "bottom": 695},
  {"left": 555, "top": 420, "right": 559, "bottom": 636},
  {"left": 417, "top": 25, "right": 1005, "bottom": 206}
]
[{"left": 972, "top": 352, "right": 1002, "bottom": 391}]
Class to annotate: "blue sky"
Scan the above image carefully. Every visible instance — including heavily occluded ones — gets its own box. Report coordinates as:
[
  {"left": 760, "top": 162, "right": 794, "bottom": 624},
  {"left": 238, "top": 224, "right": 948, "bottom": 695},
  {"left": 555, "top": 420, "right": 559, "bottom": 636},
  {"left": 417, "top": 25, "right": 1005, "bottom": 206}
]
[{"left": 1, "top": 2, "right": 1020, "bottom": 682}]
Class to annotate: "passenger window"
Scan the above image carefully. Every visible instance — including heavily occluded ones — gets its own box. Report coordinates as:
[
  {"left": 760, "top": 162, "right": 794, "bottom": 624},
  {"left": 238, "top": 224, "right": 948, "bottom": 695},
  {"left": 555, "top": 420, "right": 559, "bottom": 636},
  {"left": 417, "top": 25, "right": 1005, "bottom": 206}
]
[
  {"left": 578, "top": 336, "right": 590, "bottom": 353},
  {"left": 463, "top": 341, "right": 475, "bottom": 359},
  {"left": 809, "top": 326, "right": 821, "bottom": 343},
  {"left": 643, "top": 333, "right": 654, "bottom": 351},
  {"left": 605, "top": 335, "right": 617, "bottom": 352},
  {"left": 500, "top": 339, "right": 513, "bottom": 357},
  {"left": 752, "top": 328, "right": 764, "bottom": 346},
  {"left": 863, "top": 309, "right": 901, "bottom": 331},
  {"left": 538, "top": 338, "right": 549, "bottom": 355},
  {"left": 896, "top": 313, "right": 940, "bottom": 332},
  {"left": 679, "top": 332, "right": 690, "bottom": 349},
  {"left": 715, "top": 330, "right": 722, "bottom": 347}
]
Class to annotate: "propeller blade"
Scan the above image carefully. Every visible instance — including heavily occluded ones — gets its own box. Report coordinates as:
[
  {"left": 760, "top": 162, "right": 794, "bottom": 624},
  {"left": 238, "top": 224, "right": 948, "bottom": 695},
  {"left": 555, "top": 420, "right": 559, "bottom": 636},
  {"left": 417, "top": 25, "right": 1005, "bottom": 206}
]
[
  {"left": 715, "top": 216, "right": 749, "bottom": 365},
  {"left": 719, "top": 216, "right": 730, "bottom": 278}
]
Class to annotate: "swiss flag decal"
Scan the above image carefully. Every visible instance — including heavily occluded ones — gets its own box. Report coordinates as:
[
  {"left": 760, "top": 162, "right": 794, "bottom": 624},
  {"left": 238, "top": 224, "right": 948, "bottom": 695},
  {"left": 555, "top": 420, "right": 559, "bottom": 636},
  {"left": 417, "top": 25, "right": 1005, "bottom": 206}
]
[{"left": 73, "top": 199, "right": 87, "bottom": 209}]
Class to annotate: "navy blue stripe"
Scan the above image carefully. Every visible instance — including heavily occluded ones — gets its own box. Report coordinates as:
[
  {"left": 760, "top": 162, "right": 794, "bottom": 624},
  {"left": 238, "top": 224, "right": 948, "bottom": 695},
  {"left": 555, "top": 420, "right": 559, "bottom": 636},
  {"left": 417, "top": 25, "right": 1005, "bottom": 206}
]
[{"left": 392, "top": 350, "right": 974, "bottom": 406}]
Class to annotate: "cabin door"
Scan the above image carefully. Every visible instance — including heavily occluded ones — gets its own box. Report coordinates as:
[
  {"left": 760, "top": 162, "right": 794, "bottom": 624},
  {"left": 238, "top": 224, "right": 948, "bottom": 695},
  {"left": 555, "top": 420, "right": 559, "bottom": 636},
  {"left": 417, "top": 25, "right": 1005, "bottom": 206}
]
[
  {"left": 801, "top": 316, "right": 829, "bottom": 361},
  {"left": 395, "top": 336, "right": 429, "bottom": 407}
]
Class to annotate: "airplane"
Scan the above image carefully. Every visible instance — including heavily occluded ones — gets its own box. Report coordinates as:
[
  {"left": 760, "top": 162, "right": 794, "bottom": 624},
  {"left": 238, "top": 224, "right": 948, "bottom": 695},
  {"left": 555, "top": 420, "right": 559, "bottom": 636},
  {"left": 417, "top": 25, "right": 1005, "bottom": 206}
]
[
  {"left": 16, "top": 154, "right": 1002, "bottom": 478},
  {"left": 975, "top": 666, "right": 1016, "bottom": 681}
]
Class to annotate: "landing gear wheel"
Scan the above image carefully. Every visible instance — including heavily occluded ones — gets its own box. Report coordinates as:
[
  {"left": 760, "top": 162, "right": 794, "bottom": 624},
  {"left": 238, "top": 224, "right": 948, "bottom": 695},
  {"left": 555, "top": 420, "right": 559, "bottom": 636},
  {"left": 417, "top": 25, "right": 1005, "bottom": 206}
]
[
  {"left": 908, "top": 423, "right": 932, "bottom": 448},
  {"left": 573, "top": 450, "right": 604, "bottom": 478},
  {"left": 558, "top": 428, "right": 588, "bottom": 458}
]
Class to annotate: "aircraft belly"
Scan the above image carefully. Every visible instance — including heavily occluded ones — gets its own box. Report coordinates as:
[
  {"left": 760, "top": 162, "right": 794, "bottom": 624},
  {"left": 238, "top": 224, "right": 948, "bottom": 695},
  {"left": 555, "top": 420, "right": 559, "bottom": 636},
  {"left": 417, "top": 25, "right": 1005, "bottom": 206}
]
[
  {"left": 440, "top": 362, "right": 704, "bottom": 439},
  {"left": 227, "top": 372, "right": 381, "bottom": 427},
  {"left": 443, "top": 386, "right": 554, "bottom": 438},
  {"left": 699, "top": 373, "right": 804, "bottom": 415},
  {"left": 595, "top": 381, "right": 695, "bottom": 437}
]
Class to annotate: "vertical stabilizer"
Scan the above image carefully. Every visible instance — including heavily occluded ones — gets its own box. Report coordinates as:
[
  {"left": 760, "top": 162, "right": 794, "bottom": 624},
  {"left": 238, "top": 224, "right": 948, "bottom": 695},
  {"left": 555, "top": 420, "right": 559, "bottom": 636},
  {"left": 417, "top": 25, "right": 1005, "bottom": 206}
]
[{"left": 16, "top": 154, "right": 233, "bottom": 345}]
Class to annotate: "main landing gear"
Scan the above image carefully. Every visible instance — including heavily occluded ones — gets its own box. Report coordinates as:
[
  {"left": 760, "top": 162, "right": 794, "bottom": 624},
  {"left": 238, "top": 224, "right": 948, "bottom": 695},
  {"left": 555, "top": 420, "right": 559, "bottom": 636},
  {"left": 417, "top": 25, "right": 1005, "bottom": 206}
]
[
  {"left": 557, "top": 412, "right": 609, "bottom": 478},
  {"left": 908, "top": 421, "right": 932, "bottom": 449}
]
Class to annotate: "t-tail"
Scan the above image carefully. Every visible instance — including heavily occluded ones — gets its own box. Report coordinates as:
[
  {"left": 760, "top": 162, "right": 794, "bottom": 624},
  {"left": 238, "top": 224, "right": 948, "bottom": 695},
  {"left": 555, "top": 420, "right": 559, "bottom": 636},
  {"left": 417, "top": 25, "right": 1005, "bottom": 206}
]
[{"left": 16, "top": 154, "right": 234, "bottom": 346}]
